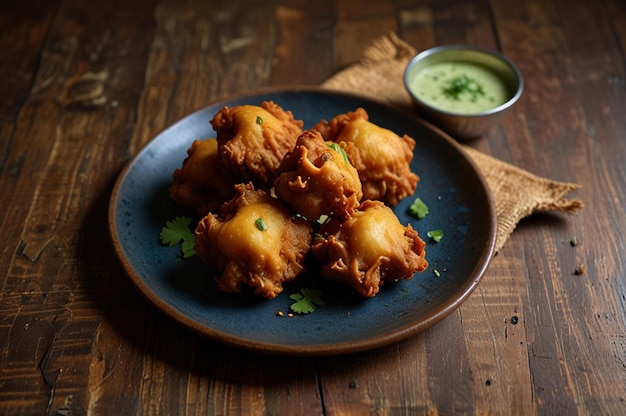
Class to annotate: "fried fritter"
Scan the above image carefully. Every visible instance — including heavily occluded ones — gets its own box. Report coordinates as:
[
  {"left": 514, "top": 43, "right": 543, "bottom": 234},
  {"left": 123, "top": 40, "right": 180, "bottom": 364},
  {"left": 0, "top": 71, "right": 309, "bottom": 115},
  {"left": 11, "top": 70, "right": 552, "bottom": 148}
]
[
  {"left": 169, "top": 139, "right": 239, "bottom": 217},
  {"left": 194, "top": 183, "right": 312, "bottom": 299},
  {"left": 274, "top": 130, "right": 363, "bottom": 222},
  {"left": 311, "top": 200, "right": 428, "bottom": 297},
  {"left": 313, "top": 108, "right": 419, "bottom": 205},
  {"left": 210, "top": 101, "right": 304, "bottom": 188}
]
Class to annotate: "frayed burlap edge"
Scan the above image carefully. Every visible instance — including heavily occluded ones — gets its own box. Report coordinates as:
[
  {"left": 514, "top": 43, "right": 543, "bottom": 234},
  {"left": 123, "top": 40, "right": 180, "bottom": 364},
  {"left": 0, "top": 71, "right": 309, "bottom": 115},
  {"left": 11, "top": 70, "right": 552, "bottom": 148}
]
[
  {"left": 462, "top": 147, "right": 583, "bottom": 251},
  {"left": 321, "top": 32, "right": 583, "bottom": 252}
]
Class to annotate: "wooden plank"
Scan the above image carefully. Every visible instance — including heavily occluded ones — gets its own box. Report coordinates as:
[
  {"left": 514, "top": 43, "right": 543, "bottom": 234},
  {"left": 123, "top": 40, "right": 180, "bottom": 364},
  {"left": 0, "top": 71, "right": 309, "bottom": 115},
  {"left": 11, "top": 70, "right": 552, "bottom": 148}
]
[
  {"left": 333, "top": 0, "right": 398, "bottom": 69},
  {"left": 270, "top": 0, "right": 335, "bottom": 86},
  {"left": 0, "top": 0, "right": 57, "bottom": 175},
  {"left": 129, "top": 0, "right": 281, "bottom": 153},
  {"left": 489, "top": 0, "right": 626, "bottom": 414},
  {"left": 0, "top": 0, "right": 159, "bottom": 414}
]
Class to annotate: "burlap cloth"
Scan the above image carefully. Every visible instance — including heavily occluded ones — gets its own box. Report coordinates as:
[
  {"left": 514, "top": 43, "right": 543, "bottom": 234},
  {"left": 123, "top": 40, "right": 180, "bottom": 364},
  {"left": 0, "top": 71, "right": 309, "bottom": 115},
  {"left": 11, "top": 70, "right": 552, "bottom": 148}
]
[{"left": 322, "top": 33, "right": 583, "bottom": 252}]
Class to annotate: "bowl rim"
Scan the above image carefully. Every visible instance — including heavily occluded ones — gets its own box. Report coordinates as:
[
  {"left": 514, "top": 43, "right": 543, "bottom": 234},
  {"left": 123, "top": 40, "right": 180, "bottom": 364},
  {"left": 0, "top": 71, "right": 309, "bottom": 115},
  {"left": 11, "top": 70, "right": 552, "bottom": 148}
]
[{"left": 403, "top": 44, "right": 524, "bottom": 117}]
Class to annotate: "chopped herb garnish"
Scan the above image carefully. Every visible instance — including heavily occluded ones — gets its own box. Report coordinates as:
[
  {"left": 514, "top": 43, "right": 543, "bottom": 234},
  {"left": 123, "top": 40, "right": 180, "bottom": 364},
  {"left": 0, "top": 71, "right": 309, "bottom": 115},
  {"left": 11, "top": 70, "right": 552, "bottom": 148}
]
[
  {"left": 433, "top": 269, "right": 441, "bottom": 277},
  {"left": 570, "top": 236, "right": 578, "bottom": 247},
  {"left": 326, "top": 142, "right": 349, "bottom": 162},
  {"left": 255, "top": 217, "right": 268, "bottom": 231},
  {"left": 160, "top": 216, "right": 196, "bottom": 258},
  {"left": 408, "top": 197, "right": 429, "bottom": 219},
  {"left": 427, "top": 229, "right": 444, "bottom": 243},
  {"left": 256, "top": 115, "right": 263, "bottom": 125},
  {"left": 289, "top": 288, "right": 325, "bottom": 314},
  {"left": 316, "top": 214, "right": 329, "bottom": 225},
  {"left": 442, "top": 74, "right": 485, "bottom": 101}
]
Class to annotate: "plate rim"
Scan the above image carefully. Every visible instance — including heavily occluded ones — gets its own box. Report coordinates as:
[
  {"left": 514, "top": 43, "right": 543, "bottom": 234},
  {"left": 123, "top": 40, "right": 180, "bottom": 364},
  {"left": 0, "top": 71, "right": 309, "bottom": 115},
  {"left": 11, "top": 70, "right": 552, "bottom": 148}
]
[{"left": 108, "top": 86, "right": 497, "bottom": 356}]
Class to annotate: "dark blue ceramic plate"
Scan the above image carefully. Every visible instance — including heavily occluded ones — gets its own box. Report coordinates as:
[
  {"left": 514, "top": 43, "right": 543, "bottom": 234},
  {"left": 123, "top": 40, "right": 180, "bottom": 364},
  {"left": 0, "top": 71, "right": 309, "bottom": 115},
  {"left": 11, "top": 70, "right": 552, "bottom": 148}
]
[{"left": 108, "top": 87, "right": 496, "bottom": 356}]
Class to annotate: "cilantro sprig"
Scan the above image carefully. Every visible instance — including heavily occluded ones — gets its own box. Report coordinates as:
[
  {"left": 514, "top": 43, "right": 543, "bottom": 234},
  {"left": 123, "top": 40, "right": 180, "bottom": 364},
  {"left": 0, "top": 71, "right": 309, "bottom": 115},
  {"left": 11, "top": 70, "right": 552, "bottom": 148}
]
[
  {"left": 160, "top": 216, "right": 196, "bottom": 259},
  {"left": 289, "top": 288, "right": 325, "bottom": 314}
]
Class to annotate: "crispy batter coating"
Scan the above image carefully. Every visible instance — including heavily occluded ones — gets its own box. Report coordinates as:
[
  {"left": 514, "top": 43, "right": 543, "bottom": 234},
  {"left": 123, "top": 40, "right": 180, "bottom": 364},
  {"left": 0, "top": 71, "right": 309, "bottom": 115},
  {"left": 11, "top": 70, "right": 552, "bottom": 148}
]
[
  {"left": 274, "top": 130, "right": 363, "bottom": 222},
  {"left": 313, "top": 108, "right": 419, "bottom": 205},
  {"left": 311, "top": 200, "right": 428, "bottom": 297},
  {"left": 194, "top": 183, "right": 312, "bottom": 299},
  {"left": 210, "top": 101, "right": 304, "bottom": 187},
  {"left": 169, "top": 139, "right": 239, "bottom": 217}
]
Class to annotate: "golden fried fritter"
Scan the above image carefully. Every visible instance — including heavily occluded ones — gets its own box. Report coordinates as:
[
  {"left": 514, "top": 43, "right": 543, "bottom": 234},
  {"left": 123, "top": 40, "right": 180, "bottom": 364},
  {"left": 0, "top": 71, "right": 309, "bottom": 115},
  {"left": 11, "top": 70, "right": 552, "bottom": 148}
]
[
  {"left": 274, "top": 130, "right": 362, "bottom": 222},
  {"left": 311, "top": 200, "right": 428, "bottom": 297},
  {"left": 194, "top": 183, "right": 312, "bottom": 299},
  {"left": 313, "top": 108, "right": 419, "bottom": 205},
  {"left": 210, "top": 101, "right": 304, "bottom": 188},
  {"left": 169, "top": 139, "right": 239, "bottom": 217}
]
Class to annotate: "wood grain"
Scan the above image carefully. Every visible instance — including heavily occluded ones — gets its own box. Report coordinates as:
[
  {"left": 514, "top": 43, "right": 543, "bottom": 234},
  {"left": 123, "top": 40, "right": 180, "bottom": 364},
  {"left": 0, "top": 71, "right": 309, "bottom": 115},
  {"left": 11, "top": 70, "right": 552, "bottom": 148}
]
[{"left": 1, "top": 0, "right": 625, "bottom": 414}]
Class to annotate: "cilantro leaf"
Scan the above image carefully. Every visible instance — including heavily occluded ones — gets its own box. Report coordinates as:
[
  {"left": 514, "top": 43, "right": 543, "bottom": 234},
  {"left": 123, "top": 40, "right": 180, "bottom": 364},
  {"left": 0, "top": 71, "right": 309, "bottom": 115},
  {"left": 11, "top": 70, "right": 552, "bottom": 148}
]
[
  {"left": 326, "top": 142, "right": 349, "bottom": 163},
  {"left": 160, "top": 216, "right": 196, "bottom": 258},
  {"left": 427, "top": 229, "right": 444, "bottom": 243},
  {"left": 408, "top": 198, "right": 429, "bottom": 219},
  {"left": 181, "top": 239, "right": 196, "bottom": 259},
  {"left": 289, "top": 288, "right": 325, "bottom": 314}
]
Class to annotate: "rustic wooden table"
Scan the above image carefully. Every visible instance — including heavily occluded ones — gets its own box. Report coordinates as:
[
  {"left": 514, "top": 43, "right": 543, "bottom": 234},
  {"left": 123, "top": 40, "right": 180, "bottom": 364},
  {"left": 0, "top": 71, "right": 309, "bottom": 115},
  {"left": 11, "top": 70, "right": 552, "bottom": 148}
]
[{"left": 2, "top": 0, "right": 625, "bottom": 414}]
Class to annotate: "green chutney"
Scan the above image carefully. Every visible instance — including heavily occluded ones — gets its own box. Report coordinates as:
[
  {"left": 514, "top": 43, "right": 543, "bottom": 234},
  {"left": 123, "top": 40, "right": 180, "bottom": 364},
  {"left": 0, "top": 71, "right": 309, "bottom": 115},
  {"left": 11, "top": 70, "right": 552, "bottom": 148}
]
[{"left": 408, "top": 61, "right": 510, "bottom": 114}]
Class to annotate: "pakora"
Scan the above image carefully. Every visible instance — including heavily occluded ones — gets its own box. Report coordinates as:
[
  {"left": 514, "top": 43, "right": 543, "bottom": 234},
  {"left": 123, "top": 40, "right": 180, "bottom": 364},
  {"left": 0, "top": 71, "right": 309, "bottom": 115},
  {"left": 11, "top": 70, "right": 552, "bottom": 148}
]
[
  {"left": 210, "top": 101, "right": 304, "bottom": 187},
  {"left": 311, "top": 200, "right": 428, "bottom": 297},
  {"left": 169, "top": 139, "right": 239, "bottom": 217},
  {"left": 313, "top": 108, "right": 419, "bottom": 205},
  {"left": 273, "top": 130, "right": 363, "bottom": 222},
  {"left": 194, "top": 183, "right": 312, "bottom": 299}
]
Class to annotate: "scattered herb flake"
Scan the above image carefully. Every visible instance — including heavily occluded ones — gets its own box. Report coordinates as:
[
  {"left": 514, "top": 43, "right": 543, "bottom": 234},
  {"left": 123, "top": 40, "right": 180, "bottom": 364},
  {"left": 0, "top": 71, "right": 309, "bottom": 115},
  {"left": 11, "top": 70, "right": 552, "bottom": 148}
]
[
  {"left": 326, "top": 142, "right": 349, "bottom": 162},
  {"left": 408, "top": 198, "right": 429, "bottom": 219},
  {"left": 255, "top": 217, "right": 268, "bottom": 231},
  {"left": 433, "top": 269, "right": 441, "bottom": 277},
  {"left": 316, "top": 214, "right": 329, "bottom": 226},
  {"left": 256, "top": 115, "right": 263, "bottom": 125},
  {"left": 289, "top": 288, "right": 325, "bottom": 314},
  {"left": 427, "top": 229, "right": 444, "bottom": 243},
  {"left": 570, "top": 236, "right": 578, "bottom": 247},
  {"left": 160, "top": 216, "right": 196, "bottom": 258}
]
